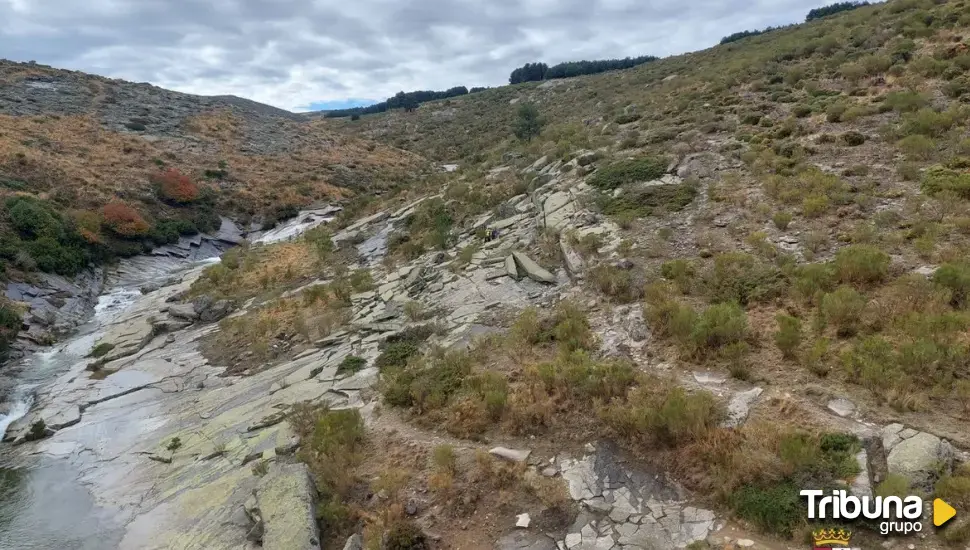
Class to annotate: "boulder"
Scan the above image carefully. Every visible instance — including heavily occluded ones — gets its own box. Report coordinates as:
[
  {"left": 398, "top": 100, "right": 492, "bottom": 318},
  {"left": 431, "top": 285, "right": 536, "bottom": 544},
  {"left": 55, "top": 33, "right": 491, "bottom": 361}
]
[
  {"left": 193, "top": 295, "right": 234, "bottom": 322},
  {"left": 256, "top": 463, "right": 321, "bottom": 550},
  {"left": 886, "top": 431, "right": 953, "bottom": 491},
  {"left": 489, "top": 446, "right": 531, "bottom": 463},
  {"left": 167, "top": 303, "right": 198, "bottom": 321},
  {"left": 511, "top": 252, "right": 556, "bottom": 284},
  {"left": 559, "top": 235, "right": 585, "bottom": 276},
  {"left": 505, "top": 255, "right": 520, "bottom": 280}
]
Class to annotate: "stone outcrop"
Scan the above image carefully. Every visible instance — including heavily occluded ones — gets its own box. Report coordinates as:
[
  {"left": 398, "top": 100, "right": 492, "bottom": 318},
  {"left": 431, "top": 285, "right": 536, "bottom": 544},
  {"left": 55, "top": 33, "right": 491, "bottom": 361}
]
[
  {"left": 256, "top": 463, "right": 321, "bottom": 550},
  {"left": 510, "top": 252, "right": 557, "bottom": 284},
  {"left": 882, "top": 424, "right": 953, "bottom": 491}
]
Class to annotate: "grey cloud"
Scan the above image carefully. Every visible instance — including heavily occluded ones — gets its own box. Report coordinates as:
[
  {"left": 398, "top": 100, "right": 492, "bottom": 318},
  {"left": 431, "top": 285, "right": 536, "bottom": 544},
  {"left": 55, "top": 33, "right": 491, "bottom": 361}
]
[{"left": 0, "top": 0, "right": 831, "bottom": 111}]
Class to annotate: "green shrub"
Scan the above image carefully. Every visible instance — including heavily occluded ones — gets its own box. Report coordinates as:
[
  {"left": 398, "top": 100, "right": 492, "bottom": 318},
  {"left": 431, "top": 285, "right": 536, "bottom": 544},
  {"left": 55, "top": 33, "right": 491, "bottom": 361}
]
[
  {"left": 792, "top": 105, "right": 812, "bottom": 118},
  {"left": 775, "top": 314, "right": 802, "bottom": 359},
  {"left": 89, "top": 342, "right": 115, "bottom": 358},
  {"left": 876, "top": 473, "right": 911, "bottom": 498},
  {"left": 900, "top": 108, "right": 956, "bottom": 137},
  {"left": 730, "top": 481, "right": 804, "bottom": 537},
  {"left": 897, "top": 135, "right": 936, "bottom": 160},
  {"left": 840, "top": 131, "right": 866, "bottom": 146},
  {"left": 589, "top": 264, "right": 644, "bottom": 303},
  {"left": 588, "top": 157, "right": 668, "bottom": 190},
  {"left": 825, "top": 101, "right": 848, "bottom": 123},
  {"left": 599, "top": 182, "right": 698, "bottom": 218},
  {"left": 922, "top": 166, "right": 970, "bottom": 199},
  {"left": 661, "top": 259, "right": 696, "bottom": 293},
  {"left": 604, "top": 381, "right": 721, "bottom": 447},
  {"left": 385, "top": 520, "right": 428, "bottom": 550},
  {"left": 772, "top": 211, "right": 792, "bottom": 230},
  {"left": 841, "top": 335, "right": 896, "bottom": 389},
  {"left": 821, "top": 286, "right": 867, "bottom": 338},
  {"left": 0, "top": 301, "right": 23, "bottom": 360},
  {"left": 375, "top": 341, "right": 421, "bottom": 371},
  {"left": 932, "top": 263, "right": 970, "bottom": 308},
  {"left": 690, "top": 303, "right": 748, "bottom": 357},
  {"left": 382, "top": 349, "right": 473, "bottom": 412},
  {"left": 551, "top": 301, "right": 594, "bottom": 352},
  {"left": 614, "top": 113, "right": 642, "bottom": 124},
  {"left": 7, "top": 196, "right": 62, "bottom": 239},
  {"left": 703, "top": 252, "right": 785, "bottom": 305},
  {"left": 337, "top": 355, "right": 367, "bottom": 375},
  {"left": 644, "top": 283, "right": 697, "bottom": 344},
  {"left": 884, "top": 90, "right": 928, "bottom": 113},
  {"left": 533, "top": 351, "right": 636, "bottom": 405},
  {"left": 833, "top": 245, "right": 889, "bottom": 286},
  {"left": 792, "top": 263, "right": 836, "bottom": 301}
]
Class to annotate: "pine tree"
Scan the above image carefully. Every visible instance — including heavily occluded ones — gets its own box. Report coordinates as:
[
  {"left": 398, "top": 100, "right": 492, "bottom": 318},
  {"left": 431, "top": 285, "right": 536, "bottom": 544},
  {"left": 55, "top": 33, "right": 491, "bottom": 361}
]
[{"left": 513, "top": 103, "right": 543, "bottom": 142}]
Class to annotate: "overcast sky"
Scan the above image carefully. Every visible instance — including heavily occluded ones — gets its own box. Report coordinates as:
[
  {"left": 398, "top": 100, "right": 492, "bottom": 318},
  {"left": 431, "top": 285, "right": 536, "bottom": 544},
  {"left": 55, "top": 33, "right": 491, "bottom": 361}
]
[{"left": 1, "top": 0, "right": 832, "bottom": 112}]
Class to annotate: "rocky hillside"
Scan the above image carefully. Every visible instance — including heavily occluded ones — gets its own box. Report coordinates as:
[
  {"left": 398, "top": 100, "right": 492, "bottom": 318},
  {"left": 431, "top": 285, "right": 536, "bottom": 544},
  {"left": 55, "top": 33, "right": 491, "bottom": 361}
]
[
  {"left": 6, "top": 0, "right": 970, "bottom": 549},
  {"left": 0, "top": 59, "right": 426, "bottom": 358}
]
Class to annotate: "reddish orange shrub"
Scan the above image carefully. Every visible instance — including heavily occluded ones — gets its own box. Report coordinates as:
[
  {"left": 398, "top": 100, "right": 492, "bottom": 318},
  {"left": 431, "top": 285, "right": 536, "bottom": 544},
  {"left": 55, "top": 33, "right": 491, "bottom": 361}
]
[
  {"left": 152, "top": 168, "right": 200, "bottom": 204},
  {"left": 101, "top": 202, "right": 150, "bottom": 237}
]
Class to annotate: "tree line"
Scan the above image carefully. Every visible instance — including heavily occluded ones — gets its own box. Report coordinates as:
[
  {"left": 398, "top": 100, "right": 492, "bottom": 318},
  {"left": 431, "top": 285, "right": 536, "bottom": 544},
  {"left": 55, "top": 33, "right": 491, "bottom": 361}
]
[
  {"left": 508, "top": 55, "right": 659, "bottom": 84},
  {"left": 720, "top": 1, "right": 870, "bottom": 45},
  {"left": 323, "top": 86, "right": 483, "bottom": 118}
]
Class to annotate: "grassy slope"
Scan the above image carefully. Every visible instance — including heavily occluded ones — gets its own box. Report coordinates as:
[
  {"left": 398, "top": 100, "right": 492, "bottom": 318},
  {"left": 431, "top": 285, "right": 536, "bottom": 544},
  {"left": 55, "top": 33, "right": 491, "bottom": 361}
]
[{"left": 328, "top": 0, "right": 970, "bottom": 421}]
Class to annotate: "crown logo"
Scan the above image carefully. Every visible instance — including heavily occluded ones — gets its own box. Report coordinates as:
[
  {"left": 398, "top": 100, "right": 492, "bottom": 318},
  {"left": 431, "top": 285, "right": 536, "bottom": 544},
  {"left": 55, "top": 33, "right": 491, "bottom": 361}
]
[{"left": 812, "top": 528, "right": 852, "bottom": 547}]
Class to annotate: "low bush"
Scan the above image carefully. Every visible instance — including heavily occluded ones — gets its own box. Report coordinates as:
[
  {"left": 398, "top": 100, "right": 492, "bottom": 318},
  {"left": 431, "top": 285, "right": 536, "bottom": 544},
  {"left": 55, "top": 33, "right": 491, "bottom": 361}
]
[
  {"left": 772, "top": 211, "right": 792, "bottom": 230},
  {"left": 833, "top": 245, "right": 889, "bottom": 287},
  {"left": 588, "top": 157, "right": 667, "bottom": 190},
  {"left": 337, "top": 355, "right": 367, "bottom": 375},
  {"left": 599, "top": 182, "right": 698, "bottom": 218},
  {"left": 101, "top": 202, "right": 150, "bottom": 238},
  {"left": 933, "top": 262, "right": 970, "bottom": 308},
  {"left": 589, "top": 263, "right": 644, "bottom": 303},
  {"left": 604, "top": 380, "right": 722, "bottom": 447},
  {"left": 89, "top": 342, "right": 115, "bottom": 358},
  {"left": 897, "top": 135, "right": 936, "bottom": 160},
  {"left": 661, "top": 259, "right": 697, "bottom": 294},
  {"left": 775, "top": 314, "right": 802, "bottom": 359},
  {"left": 384, "top": 520, "right": 428, "bottom": 550},
  {"left": 820, "top": 286, "right": 867, "bottom": 338},
  {"left": 840, "top": 131, "right": 866, "bottom": 146},
  {"left": 922, "top": 166, "right": 970, "bottom": 199},
  {"left": 703, "top": 252, "right": 785, "bottom": 305},
  {"left": 151, "top": 168, "right": 200, "bottom": 204},
  {"left": 690, "top": 303, "right": 748, "bottom": 358}
]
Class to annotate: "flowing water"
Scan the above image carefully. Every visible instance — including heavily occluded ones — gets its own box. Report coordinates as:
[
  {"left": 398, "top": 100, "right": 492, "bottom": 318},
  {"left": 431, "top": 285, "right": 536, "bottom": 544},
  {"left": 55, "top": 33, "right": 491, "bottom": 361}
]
[
  {"left": 0, "top": 261, "right": 215, "bottom": 549},
  {"left": 0, "top": 210, "right": 336, "bottom": 549}
]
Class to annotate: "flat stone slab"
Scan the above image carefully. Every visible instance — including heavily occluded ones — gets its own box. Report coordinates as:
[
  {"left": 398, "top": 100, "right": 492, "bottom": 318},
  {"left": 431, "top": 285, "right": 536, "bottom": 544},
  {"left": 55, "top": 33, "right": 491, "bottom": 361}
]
[
  {"left": 722, "top": 387, "right": 763, "bottom": 428},
  {"left": 511, "top": 252, "right": 556, "bottom": 284},
  {"left": 257, "top": 463, "right": 321, "bottom": 550},
  {"left": 489, "top": 446, "right": 531, "bottom": 463}
]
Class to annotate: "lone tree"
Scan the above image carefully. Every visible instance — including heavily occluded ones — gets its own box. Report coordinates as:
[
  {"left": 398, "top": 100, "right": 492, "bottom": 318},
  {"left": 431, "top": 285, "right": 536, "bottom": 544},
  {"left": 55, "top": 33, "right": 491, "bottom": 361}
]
[{"left": 513, "top": 102, "right": 543, "bottom": 142}]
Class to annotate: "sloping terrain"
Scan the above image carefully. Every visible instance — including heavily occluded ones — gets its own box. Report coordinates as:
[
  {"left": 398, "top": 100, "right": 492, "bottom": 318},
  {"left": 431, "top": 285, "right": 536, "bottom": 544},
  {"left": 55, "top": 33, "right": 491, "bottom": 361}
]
[
  {"left": 0, "top": 59, "right": 425, "bottom": 356},
  {"left": 6, "top": 1, "right": 970, "bottom": 549}
]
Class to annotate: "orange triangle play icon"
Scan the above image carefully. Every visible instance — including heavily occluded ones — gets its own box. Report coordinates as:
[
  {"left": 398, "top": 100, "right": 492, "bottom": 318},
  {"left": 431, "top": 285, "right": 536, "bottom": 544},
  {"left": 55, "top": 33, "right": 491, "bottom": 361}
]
[{"left": 935, "top": 498, "right": 957, "bottom": 527}]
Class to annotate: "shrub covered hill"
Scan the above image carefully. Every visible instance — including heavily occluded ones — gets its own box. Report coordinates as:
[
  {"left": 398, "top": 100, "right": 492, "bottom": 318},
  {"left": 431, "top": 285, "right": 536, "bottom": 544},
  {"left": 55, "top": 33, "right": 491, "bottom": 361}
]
[
  {"left": 0, "top": 59, "right": 423, "bottom": 280},
  {"left": 0, "top": 59, "right": 424, "bottom": 353}
]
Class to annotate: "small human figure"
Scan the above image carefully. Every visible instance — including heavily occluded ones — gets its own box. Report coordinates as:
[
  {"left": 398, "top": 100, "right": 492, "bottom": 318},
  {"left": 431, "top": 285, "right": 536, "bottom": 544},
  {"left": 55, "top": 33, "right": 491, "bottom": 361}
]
[{"left": 490, "top": 228, "right": 499, "bottom": 241}]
